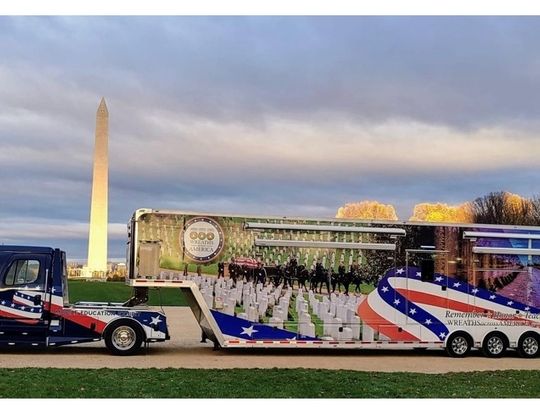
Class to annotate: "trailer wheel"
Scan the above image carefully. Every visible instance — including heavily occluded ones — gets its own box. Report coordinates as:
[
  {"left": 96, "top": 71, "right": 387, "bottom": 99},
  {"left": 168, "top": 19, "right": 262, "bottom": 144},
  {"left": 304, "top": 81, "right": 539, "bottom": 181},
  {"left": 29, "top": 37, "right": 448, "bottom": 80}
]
[
  {"left": 104, "top": 319, "right": 144, "bottom": 356},
  {"left": 482, "top": 332, "right": 507, "bottom": 358},
  {"left": 518, "top": 332, "right": 540, "bottom": 358},
  {"left": 445, "top": 332, "right": 472, "bottom": 358}
]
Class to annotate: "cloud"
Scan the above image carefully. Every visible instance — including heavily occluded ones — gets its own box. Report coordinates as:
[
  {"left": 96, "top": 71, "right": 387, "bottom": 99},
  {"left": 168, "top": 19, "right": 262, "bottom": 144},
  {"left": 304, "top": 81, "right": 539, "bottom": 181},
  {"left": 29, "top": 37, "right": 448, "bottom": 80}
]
[
  {"left": 3, "top": 17, "right": 540, "bottom": 128},
  {"left": 0, "top": 218, "right": 126, "bottom": 240},
  {"left": 2, "top": 16, "right": 540, "bottom": 260},
  {"left": 0, "top": 218, "right": 128, "bottom": 260},
  {"left": 112, "top": 114, "right": 540, "bottom": 181}
]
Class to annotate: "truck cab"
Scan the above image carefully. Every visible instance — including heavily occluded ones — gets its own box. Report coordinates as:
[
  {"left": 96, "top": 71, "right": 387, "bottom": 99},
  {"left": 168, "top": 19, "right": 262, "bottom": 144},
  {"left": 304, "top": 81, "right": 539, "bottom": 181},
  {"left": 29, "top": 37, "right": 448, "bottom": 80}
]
[{"left": 0, "top": 246, "right": 169, "bottom": 355}]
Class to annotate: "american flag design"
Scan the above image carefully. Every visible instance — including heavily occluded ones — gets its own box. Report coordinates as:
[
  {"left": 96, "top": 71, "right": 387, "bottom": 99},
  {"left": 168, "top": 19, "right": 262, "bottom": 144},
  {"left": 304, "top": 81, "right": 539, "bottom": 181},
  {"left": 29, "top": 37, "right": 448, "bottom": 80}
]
[
  {"left": 0, "top": 291, "right": 44, "bottom": 323},
  {"left": 359, "top": 266, "right": 540, "bottom": 342},
  {"left": 211, "top": 264, "right": 540, "bottom": 342},
  {"left": 233, "top": 257, "right": 259, "bottom": 268},
  {"left": 211, "top": 309, "right": 316, "bottom": 341}
]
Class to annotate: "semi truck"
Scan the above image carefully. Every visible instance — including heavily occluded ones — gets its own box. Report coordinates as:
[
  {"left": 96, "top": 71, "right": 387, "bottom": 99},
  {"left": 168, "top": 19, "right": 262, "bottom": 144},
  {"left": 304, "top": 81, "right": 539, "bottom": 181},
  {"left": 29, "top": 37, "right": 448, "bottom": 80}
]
[
  {"left": 1, "top": 207, "right": 540, "bottom": 358},
  {"left": 0, "top": 245, "right": 169, "bottom": 355}
]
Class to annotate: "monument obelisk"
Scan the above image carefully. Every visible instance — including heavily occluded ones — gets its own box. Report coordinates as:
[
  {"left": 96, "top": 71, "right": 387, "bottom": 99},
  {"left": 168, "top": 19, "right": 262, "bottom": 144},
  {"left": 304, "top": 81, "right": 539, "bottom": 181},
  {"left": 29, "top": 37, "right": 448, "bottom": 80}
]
[{"left": 83, "top": 98, "right": 109, "bottom": 278}]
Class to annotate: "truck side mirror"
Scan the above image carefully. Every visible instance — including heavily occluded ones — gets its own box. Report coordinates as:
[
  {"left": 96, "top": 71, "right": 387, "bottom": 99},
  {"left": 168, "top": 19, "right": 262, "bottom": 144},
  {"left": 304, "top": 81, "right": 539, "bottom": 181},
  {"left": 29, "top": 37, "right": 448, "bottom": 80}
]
[{"left": 33, "top": 295, "right": 42, "bottom": 306}]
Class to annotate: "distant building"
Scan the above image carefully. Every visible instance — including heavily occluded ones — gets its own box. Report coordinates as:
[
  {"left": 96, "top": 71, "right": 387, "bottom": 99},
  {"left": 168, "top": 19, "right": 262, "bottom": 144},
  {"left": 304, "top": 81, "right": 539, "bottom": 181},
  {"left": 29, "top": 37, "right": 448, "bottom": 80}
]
[
  {"left": 107, "top": 262, "right": 127, "bottom": 281},
  {"left": 67, "top": 262, "right": 84, "bottom": 278},
  {"left": 68, "top": 261, "right": 126, "bottom": 281}
]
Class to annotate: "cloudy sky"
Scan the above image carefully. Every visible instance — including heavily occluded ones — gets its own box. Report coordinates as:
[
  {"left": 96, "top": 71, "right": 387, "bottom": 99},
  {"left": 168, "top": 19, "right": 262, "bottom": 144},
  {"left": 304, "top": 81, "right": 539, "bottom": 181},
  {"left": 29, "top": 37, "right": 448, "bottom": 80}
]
[{"left": 2, "top": 16, "right": 540, "bottom": 260}]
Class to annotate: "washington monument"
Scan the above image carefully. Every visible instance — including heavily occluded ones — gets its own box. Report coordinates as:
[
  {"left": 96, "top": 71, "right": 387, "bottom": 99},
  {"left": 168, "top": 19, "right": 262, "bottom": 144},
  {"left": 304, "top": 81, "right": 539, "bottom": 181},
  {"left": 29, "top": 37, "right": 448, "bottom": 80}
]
[{"left": 82, "top": 98, "right": 109, "bottom": 278}]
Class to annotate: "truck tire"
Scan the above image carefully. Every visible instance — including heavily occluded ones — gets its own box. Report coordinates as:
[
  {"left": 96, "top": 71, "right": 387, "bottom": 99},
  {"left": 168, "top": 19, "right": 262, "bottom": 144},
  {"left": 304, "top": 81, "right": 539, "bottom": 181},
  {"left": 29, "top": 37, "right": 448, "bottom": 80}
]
[
  {"left": 482, "top": 332, "right": 507, "bottom": 358},
  {"left": 104, "top": 319, "right": 144, "bottom": 356},
  {"left": 518, "top": 332, "right": 540, "bottom": 358},
  {"left": 445, "top": 332, "right": 472, "bottom": 358}
]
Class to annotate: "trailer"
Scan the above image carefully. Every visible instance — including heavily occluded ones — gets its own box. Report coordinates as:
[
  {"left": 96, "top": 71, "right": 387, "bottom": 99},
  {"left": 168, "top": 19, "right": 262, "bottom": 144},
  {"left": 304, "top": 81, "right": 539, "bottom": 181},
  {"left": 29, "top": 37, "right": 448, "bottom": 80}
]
[{"left": 126, "top": 208, "right": 540, "bottom": 358}]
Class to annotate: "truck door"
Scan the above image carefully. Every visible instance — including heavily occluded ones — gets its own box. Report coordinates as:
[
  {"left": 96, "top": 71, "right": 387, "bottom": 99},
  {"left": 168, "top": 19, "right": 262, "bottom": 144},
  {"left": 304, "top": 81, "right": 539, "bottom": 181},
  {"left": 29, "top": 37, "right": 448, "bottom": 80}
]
[{"left": 0, "top": 254, "right": 50, "bottom": 346}]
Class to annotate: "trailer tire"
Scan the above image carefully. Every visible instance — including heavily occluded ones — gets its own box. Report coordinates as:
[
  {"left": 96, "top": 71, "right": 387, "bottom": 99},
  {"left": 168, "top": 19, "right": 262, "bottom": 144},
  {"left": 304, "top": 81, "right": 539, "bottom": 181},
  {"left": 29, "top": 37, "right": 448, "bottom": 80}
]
[
  {"left": 104, "top": 319, "right": 144, "bottom": 356},
  {"left": 445, "top": 332, "right": 472, "bottom": 358},
  {"left": 518, "top": 332, "right": 540, "bottom": 358},
  {"left": 482, "top": 331, "right": 507, "bottom": 358}
]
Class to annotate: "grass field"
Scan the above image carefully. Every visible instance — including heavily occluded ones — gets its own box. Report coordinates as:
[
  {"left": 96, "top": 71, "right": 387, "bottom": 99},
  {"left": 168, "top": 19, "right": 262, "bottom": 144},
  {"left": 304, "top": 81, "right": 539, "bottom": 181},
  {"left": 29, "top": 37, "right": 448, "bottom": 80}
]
[
  {"left": 68, "top": 281, "right": 188, "bottom": 306},
  {"left": 0, "top": 368, "right": 539, "bottom": 398}
]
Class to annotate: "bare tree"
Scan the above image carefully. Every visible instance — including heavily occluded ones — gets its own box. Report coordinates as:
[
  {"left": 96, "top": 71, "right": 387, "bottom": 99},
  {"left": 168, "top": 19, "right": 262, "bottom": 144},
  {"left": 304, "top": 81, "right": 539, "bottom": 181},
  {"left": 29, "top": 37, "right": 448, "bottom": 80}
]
[
  {"left": 529, "top": 195, "right": 540, "bottom": 225},
  {"left": 471, "top": 192, "right": 536, "bottom": 225}
]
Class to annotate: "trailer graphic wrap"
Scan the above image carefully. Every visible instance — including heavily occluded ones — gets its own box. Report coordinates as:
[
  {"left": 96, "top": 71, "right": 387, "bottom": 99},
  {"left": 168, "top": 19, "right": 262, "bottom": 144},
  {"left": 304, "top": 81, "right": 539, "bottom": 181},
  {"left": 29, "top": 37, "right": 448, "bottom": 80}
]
[
  {"left": 211, "top": 310, "right": 316, "bottom": 341},
  {"left": 181, "top": 217, "right": 225, "bottom": 262},
  {"left": 359, "top": 267, "right": 446, "bottom": 342},
  {"left": 360, "top": 266, "right": 540, "bottom": 343},
  {"left": 131, "top": 210, "right": 540, "bottom": 348}
]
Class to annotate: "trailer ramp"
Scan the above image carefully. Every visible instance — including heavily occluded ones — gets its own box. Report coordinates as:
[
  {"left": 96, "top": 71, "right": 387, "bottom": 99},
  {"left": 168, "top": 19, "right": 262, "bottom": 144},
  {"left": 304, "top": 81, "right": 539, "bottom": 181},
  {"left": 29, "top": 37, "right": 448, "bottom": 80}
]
[{"left": 127, "top": 279, "right": 226, "bottom": 348}]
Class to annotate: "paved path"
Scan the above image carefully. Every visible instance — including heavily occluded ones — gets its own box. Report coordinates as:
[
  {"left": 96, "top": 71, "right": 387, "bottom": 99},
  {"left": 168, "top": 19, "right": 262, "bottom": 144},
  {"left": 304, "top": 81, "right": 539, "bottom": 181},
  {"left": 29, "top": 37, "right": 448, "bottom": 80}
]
[{"left": 1, "top": 307, "right": 539, "bottom": 373}]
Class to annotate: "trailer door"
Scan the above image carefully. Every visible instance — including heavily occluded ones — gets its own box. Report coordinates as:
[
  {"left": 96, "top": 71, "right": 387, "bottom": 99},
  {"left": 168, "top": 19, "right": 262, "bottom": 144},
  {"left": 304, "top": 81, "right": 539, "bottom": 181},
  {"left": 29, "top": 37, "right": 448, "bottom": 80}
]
[{"left": 405, "top": 249, "right": 449, "bottom": 325}]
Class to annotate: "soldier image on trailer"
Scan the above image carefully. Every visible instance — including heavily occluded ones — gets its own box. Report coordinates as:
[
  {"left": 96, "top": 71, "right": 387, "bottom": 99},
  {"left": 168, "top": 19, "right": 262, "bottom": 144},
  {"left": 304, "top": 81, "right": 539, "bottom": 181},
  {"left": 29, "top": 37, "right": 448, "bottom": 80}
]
[
  {"left": 323, "top": 265, "right": 332, "bottom": 294},
  {"left": 337, "top": 261, "right": 346, "bottom": 293},
  {"left": 229, "top": 258, "right": 237, "bottom": 286},
  {"left": 273, "top": 262, "right": 283, "bottom": 286},
  {"left": 342, "top": 261, "right": 358, "bottom": 295},
  {"left": 217, "top": 261, "right": 225, "bottom": 279},
  {"left": 255, "top": 262, "right": 267, "bottom": 285},
  {"left": 283, "top": 263, "right": 293, "bottom": 289},
  {"left": 331, "top": 264, "right": 340, "bottom": 293},
  {"left": 297, "top": 264, "right": 309, "bottom": 290}
]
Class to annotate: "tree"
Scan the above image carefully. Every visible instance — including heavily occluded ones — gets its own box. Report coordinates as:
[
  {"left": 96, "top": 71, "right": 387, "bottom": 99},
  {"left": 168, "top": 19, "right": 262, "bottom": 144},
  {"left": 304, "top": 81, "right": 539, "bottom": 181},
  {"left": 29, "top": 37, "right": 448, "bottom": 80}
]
[
  {"left": 409, "top": 202, "right": 473, "bottom": 223},
  {"left": 336, "top": 201, "right": 398, "bottom": 220},
  {"left": 529, "top": 195, "right": 540, "bottom": 225},
  {"left": 470, "top": 191, "right": 534, "bottom": 225}
]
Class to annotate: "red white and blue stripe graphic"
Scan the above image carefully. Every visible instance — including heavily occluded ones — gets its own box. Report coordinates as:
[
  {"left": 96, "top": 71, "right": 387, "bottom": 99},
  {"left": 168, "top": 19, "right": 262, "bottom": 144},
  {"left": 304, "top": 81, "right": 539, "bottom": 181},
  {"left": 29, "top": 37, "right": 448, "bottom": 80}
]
[
  {"left": 359, "top": 267, "right": 540, "bottom": 341},
  {"left": 0, "top": 291, "right": 43, "bottom": 323},
  {"left": 42, "top": 285, "right": 168, "bottom": 339}
]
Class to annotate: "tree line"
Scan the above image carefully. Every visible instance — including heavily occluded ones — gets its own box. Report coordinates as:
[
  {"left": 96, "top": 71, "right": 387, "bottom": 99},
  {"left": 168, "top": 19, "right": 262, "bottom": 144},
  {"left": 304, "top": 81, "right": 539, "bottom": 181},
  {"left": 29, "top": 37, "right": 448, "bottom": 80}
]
[{"left": 336, "top": 192, "right": 540, "bottom": 226}]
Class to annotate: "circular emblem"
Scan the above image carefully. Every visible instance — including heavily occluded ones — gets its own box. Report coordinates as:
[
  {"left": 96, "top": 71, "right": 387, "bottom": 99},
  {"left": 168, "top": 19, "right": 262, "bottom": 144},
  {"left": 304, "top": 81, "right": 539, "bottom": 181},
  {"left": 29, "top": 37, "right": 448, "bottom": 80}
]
[{"left": 182, "top": 217, "right": 224, "bottom": 262}]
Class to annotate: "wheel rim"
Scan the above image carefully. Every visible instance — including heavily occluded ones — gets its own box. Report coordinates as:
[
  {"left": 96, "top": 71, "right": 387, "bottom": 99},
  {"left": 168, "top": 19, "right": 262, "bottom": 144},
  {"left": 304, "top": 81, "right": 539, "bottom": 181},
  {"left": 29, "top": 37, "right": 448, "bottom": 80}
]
[
  {"left": 112, "top": 326, "right": 136, "bottom": 350},
  {"left": 451, "top": 336, "right": 469, "bottom": 355},
  {"left": 522, "top": 337, "right": 539, "bottom": 356},
  {"left": 487, "top": 336, "right": 504, "bottom": 355}
]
